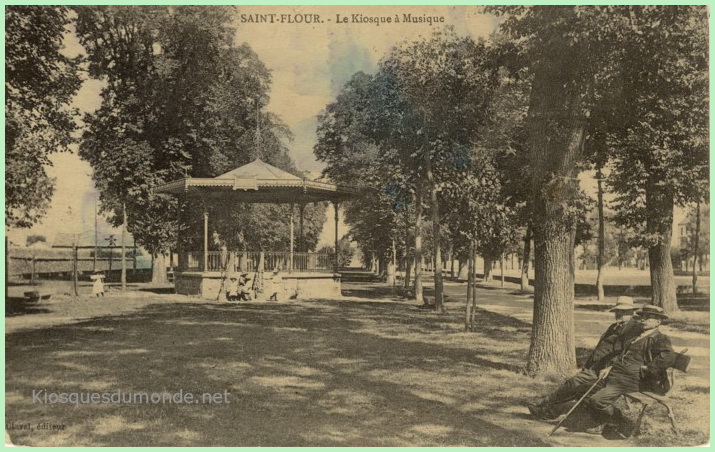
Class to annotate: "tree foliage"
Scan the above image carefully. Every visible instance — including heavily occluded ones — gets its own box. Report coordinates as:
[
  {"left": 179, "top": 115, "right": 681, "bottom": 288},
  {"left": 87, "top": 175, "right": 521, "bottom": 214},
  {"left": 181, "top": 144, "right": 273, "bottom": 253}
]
[
  {"left": 318, "top": 237, "right": 355, "bottom": 268},
  {"left": 317, "top": 28, "right": 501, "bottom": 308},
  {"left": 606, "top": 6, "right": 708, "bottom": 246},
  {"left": 5, "top": 6, "right": 81, "bottom": 228},
  {"left": 75, "top": 6, "right": 303, "bottom": 262}
]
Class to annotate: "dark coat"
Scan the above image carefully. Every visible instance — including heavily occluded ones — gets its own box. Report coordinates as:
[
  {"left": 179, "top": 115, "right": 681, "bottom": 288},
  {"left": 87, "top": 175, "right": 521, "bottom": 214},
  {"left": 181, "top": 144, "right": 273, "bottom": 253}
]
[
  {"left": 638, "top": 330, "right": 677, "bottom": 394},
  {"left": 584, "top": 319, "right": 640, "bottom": 372}
]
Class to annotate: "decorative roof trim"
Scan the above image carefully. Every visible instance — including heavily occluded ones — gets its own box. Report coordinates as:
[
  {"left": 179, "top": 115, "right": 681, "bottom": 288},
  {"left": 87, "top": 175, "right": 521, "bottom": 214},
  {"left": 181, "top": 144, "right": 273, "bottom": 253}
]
[{"left": 153, "top": 177, "right": 360, "bottom": 196}]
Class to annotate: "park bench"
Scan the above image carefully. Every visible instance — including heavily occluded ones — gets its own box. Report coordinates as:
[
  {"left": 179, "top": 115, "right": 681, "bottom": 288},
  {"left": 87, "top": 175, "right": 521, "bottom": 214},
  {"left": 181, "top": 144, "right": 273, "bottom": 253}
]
[
  {"left": 623, "top": 352, "right": 691, "bottom": 438},
  {"left": 23, "top": 291, "right": 51, "bottom": 303}
]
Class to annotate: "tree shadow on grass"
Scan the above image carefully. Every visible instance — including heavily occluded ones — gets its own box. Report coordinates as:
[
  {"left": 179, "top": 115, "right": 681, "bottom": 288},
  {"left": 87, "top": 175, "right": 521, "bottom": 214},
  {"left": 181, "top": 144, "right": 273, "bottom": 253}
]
[
  {"left": 341, "top": 284, "right": 404, "bottom": 301},
  {"left": 575, "top": 304, "right": 613, "bottom": 312},
  {"left": 5, "top": 297, "right": 52, "bottom": 316},
  {"left": 137, "top": 287, "right": 176, "bottom": 295},
  {"left": 6, "top": 300, "right": 550, "bottom": 446}
]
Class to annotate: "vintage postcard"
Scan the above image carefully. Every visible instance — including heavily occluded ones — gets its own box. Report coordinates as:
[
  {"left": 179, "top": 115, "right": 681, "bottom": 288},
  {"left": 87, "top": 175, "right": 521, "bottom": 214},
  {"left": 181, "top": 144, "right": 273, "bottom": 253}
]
[{"left": 5, "top": 5, "right": 709, "bottom": 447}]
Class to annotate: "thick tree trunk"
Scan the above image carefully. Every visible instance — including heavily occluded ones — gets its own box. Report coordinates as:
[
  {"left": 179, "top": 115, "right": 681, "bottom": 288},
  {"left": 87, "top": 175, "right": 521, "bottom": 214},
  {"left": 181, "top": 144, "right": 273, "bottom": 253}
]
[
  {"left": 528, "top": 223, "right": 578, "bottom": 376},
  {"left": 428, "top": 167, "right": 444, "bottom": 312},
  {"left": 525, "top": 41, "right": 586, "bottom": 376},
  {"left": 483, "top": 255, "right": 493, "bottom": 282},
  {"left": 152, "top": 252, "right": 168, "bottom": 284},
  {"left": 521, "top": 226, "right": 532, "bottom": 291},
  {"left": 649, "top": 240, "right": 678, "bottom": 313},
  {"left": 457, "top": 259, "right": 468, "bottom": 280},
  {"left": 646, "top": 190, "right": 679, "bottom": 313},
  {"left": 413, "top": 186, "right": 423, "bottom": 304},
  {"left": 596, "top": 170, "right": 606, "bottom": 300}
]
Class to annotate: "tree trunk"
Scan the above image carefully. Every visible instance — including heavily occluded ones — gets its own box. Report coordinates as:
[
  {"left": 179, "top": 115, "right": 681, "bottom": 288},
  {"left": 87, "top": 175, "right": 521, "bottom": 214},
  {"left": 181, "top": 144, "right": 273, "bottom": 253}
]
[
  {"left": 152, "top": 252, "right": 169, "bottom": 284},
  {"left": 528, "top": 222, "right": 578, "bottom": 376},
  {"left": 413, "top": 186, "right": 423, "bottom": 304},
  {"left": 428, "top": 166, "right": 444, "bottom": 312},
  {"left": 483, "top": 255, "right": 492, "bottom": 282},
  {"left": 465, "top": 245, "right": 473, "bottom": 331},
  {"left": 121, "top": 203, "right": 127, "bottom": 291},
  {"left": 387, "top": 239, "right": 397, "bottom": 286},
  {"left": 500, "top": 254, "right": 505, "bottom": 288},
  {"left": 404, "top": 255, "right": 412, "bottom": 289},
  {"left": 470, "top": 241, "right": 478, "bottom": 327},
  {"left": 596, "top": 169, "right": 606, "bottom": 300},
  {"left": 72, "top": 245, "right": 79, "bottom": 297},
  {"left": 457, "top": 259, "right": 468, "bottom": 280},
  {"left": 521, "top": 226, "right": 532, "bottom": 291},
  {"left": 646, "top": 190, "right": 679, "bottom": 313},
  {"left": 692, "top": 201, "right": 700, "bottom": 294},
  {"left": 525, "top": 40, "right": 586, "bottom": 376},
  {"left": 449, "top": 244, "right": 455, "bottom": 279},
  {"left": 649, "top": 240, "right": 678, "bottom": 313}
]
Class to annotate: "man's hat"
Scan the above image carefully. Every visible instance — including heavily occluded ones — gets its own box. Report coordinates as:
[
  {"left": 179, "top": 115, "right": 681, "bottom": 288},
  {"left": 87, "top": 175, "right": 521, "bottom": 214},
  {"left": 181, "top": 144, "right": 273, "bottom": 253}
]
[
  {"left": 241, "top": 272, "right": 249, "bottom": 276},
  {"left": 609, "top": 296, "right": 637, "bottom": 312},
  {"left": 635, "top": 304, "right": 668, "bottom": 320}
]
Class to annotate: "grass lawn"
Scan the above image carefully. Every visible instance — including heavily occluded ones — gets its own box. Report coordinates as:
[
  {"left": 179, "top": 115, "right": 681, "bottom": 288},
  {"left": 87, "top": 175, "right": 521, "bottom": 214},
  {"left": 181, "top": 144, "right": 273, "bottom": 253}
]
[{"left": 5, "top": 285, "right": 710, "bottom": 447}]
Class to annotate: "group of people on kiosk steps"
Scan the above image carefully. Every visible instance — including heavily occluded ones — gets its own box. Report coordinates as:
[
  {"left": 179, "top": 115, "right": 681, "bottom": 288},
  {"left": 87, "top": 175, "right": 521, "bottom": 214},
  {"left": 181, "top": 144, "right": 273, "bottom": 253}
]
[
  {"left": 225, "top": 270, "right": 284, "bottom": 301},
  {"left": 528, "top": 296, "right": 678, "bottom": 435}
]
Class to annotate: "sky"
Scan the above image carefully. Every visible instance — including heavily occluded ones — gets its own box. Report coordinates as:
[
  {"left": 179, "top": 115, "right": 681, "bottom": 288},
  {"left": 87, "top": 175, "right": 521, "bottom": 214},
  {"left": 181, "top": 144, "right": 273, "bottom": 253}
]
[{"left": 10, "top": 5, "right": 499, "bottom": 248}]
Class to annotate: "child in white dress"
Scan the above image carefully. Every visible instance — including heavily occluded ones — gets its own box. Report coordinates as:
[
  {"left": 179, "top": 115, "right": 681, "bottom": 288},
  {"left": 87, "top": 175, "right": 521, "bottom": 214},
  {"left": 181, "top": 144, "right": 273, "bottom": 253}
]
[{"left": 91, "top": 272, "right": 105, "bottom": 297}]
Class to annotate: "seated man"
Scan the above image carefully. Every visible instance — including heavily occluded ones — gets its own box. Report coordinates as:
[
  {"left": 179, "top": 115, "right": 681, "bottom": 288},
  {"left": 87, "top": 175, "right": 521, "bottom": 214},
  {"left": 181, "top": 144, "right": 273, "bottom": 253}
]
[
  {"left": 527, "top": 296, "right": 640, "bottom": 420},
  {"left": 583, "top": 304, "right": 673, "bottom": 435}
]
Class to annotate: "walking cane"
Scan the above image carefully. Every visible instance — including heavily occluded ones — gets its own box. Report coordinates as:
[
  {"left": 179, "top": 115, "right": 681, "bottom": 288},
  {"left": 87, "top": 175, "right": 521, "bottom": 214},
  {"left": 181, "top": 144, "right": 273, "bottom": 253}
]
[{"left": 547, "top": 367, "right": 611, "bottom": 437}]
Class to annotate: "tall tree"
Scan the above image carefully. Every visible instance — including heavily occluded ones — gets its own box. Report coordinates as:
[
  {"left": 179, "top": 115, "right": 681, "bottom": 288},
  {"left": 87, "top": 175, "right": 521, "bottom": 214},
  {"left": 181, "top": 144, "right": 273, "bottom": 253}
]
[
  {"left": 5, "top": 6, "right": 81, "bottom": 228},
  {"left": 76, "top": 6, "right": 299, "bottom": 281},
  {"left": 315, "top": 71, "right": 405, "bottom": 280},
  {"left": 491, "top": 5, "right": 708, "bottom": 373},
  {"left": 491, "top": 6, "right": 617, "bottom": 375},
  {"left": 371, "top": 28, "right": 499, "bottom": 311},
  {"left": 606, "top": 6, "right": 708, "bottom": 313}
]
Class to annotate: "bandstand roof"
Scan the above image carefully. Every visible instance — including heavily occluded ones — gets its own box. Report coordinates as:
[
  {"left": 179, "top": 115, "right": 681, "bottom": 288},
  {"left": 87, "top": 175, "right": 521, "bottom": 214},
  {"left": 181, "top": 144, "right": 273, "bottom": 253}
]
[{"left": 152, "top": 158, "right": 360, "bottom": 203}]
